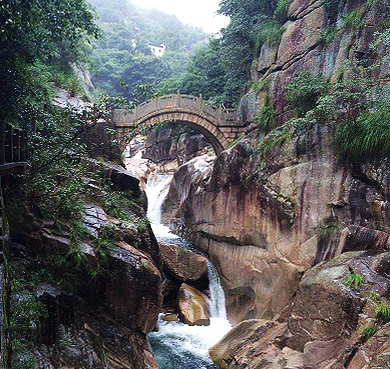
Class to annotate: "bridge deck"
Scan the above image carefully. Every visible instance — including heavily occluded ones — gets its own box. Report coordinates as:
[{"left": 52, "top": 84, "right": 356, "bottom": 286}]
[
  {"left": 113, "top": 94, "right": 246, "bottom": 155},
  {"left": 114, "top": 94, "right": 240, "bottom": 127}
]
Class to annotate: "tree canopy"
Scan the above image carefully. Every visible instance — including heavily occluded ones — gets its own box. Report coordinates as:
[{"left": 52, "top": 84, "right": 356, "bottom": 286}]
[
  {"left": 87, "top": 0, "right": 207, "bottom": 101},
  {"left": 0, "top": 0, "right": 100, "bottom": 123}
]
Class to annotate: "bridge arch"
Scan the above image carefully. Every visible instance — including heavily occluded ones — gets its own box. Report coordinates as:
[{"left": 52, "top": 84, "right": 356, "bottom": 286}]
[{"left": 113, "top": 94, "right": 244, "bottom": 156}]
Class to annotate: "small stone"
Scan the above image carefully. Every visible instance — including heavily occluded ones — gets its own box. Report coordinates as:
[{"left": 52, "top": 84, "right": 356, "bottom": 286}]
[{"left": 161, "top": 313, "right": 179, "bottom": 322}]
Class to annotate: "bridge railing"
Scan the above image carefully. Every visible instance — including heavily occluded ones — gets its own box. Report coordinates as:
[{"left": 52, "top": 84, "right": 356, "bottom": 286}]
[
  {"left": 118, "top": 93, "right": 238, "bottom": 126},
  {"left": 0, "top": 124, "right": 27, "bottom": 176}
]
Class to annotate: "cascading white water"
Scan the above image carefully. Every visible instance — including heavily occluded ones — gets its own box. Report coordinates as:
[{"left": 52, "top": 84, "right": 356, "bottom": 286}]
[
  {"left": 145, "top": 173, "right": 179, "bottom": 240},
  {"left": 145, "top": 173, "right": 232, "bottom": 369},
  {"left": 207, "top": 262, "right": 227, "bottom": 321}
]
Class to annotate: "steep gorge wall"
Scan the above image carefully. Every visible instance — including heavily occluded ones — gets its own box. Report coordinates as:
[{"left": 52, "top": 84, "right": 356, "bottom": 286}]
[
  {"left": 163, "top": 0, "right": 390, "bottom": 326},
  {"left": 9, "top": 163, "right": 162, "bottom": 368}
]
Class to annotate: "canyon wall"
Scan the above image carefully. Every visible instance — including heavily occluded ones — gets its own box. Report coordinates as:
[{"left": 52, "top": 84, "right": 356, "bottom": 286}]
[
  {"left": 163, "top": 0, "right": 390, "bottom": 366},
  {"left": 166, "top": 0, "right": 390, "bottom": 323},
  {"left": 10, "top": 163, "right": 162, "bottom": 368}
]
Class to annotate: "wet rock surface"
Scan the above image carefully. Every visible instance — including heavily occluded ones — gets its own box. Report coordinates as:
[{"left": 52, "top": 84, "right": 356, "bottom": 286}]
[
  {"left": 209, "top": 251, "right": 390, "bottom": 368},
  {"left": 178, "top": 283, "right": 210, "bottom": 326},
  {"left": 159, "top": 242, "right": 208, "bottom": 282}
]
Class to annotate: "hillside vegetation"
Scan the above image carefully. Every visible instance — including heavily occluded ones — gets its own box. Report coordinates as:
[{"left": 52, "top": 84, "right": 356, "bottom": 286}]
[{"left": 87, "top": 0, "right": 208, "bottom": 102}]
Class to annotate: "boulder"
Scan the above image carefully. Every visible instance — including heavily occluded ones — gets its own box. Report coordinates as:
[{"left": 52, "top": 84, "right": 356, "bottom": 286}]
[
  {"left": 286, "top": 251, "right": 390, "bottom": 352},
  {"left": 159, "top": 242, "right": 208, "bottom": 282},
  {"left": 161, "top": 313, "right": 179, "bottom": 322},
  {"left": 209, "top": 319, "right": 302, "bottom": 369},
  {"left": 102, "top": 241, "right": 163, "bottom": 334},
  {"left": 209, "top": 251, "right": 390, "bottom": 368},
  {"left": 178, "top": 283, "right": 210, "bottom": 326}
]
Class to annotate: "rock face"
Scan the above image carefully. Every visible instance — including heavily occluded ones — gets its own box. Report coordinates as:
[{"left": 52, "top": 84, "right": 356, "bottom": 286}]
[
  {"left": 209, "top": 320, "right": 295, "bottom": 369},
  {"left": 159, "top": 242, "right": 208, "bottom": 282},
  {"left": 178, "top": 283, "right": 210, "bottom": 326},
  {"left": 142, "top": 122, "right": 212, "bottom": 168},
  {"left": 209, "top": 251, "right": 390, "bottom": 368},
  {"left": 347, "top": 324, "right": 390, "bottom": 368},
  {"left": 159, "top": 0, "right": 390, "bottom": 366},
  {"left": 162, "top": 0, "right": 390, "bottom": 327},
  {"left": 11, "top": 167, "right": 162, "bottom": 369}
]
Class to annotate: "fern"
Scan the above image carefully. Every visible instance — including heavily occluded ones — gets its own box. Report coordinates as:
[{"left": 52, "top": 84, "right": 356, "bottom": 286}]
[
  {"left": 343, "top": 270, "right": 364, "bottom": 289},
  {"left": 375, "top": 303, "right": 390, "bottom": 323},
  {"left": 363, "top": 291, "right": 381, "bottom": 303},
  {"left": 361, "top": 325, "right": 378, "bottom": 339},
  {"left": 254, "top": 104, "right": 276, "bottom": 132}
]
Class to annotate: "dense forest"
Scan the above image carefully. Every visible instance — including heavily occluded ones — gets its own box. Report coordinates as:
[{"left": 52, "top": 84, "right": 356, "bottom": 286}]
[
  {"left": 87, "top": 0, "right": 292, "bottom": 107},
  {"left": 87, "top": 0, "right": 208, "bottom": 102}
]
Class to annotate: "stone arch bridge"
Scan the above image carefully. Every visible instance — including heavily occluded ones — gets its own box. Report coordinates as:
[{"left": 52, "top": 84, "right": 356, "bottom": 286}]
[{"left": 113, "top": 94, "right": 245, "bottom": 155}]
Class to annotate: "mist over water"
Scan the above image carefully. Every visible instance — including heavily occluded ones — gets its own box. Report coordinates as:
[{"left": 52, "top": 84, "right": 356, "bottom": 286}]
[{"left": 145, "top": 173, "right": 231, "bottom": 369}]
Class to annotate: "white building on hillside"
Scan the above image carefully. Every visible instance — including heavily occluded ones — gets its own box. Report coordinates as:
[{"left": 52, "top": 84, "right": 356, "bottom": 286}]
[{"left": 148, "top": 43, "right": 166, "bottom": 57}]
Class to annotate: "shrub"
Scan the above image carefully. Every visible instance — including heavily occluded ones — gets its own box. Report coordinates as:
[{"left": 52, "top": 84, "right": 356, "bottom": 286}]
[
  {"left": 335, "top": 110, "right": 390, "bottom": 163},
  {"left": 284, "top": 72, "right": 329, "bottom": 117}
]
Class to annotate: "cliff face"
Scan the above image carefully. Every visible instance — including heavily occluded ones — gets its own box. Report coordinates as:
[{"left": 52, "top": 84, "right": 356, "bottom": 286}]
[
  {"left": 142, "top": 123, "right": 212, "bottom": 170},
  {"left": 163, "top": 0, "right": 390, "bottom": 337},
  {"left": 9, "top": 163, "right": 162, "bottom": 369}
]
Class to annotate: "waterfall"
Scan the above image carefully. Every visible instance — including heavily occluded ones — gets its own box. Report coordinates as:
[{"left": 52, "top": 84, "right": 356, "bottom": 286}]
[
  {"left": 145, "top": 174, "right": 179, "bottom": 240},
  {"left": 207, "top": 262, "right": 227, "bottom": 321},
  {"left": 145, "top": 174, "right": 172, "bottom": 225},
  {"left": 145, "top": 173, "right": 232, "bottom": 369}
]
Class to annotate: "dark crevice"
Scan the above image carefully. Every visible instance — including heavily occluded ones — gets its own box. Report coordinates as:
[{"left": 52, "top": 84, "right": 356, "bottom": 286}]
[{"left": 351, "top": 164, "right": 388, "bottom": 200}]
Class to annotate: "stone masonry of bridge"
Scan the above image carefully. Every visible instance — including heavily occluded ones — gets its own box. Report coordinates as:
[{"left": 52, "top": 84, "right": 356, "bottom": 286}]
[{"left": 113, "top": 94, "right": 246, "bottom": 155}]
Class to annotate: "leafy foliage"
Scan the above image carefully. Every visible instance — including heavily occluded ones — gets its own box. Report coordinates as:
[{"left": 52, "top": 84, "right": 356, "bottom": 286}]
[
  {"left": 159, "top": 38, "right": 227, "bottom": 104},
  {"left": 343, "top": 269, "right": 364, "bottom": 289},
  {"left": 343, "top": 9, "right": 365, "bottom": 30},
  {"left": 284, "top": 72, "right": 329, "bottom": 117},
  {"left": 375, "top": 303, "right": 390, "bottom": 324},
  {"left": 318, "top": 223, "right": 339, "bottom": 241},
  {"left": 361, "top": 325, "right": 378, "bottom": 339},
  {"left": 282, "top": 69, "right": 390, "bottom": 164},
  {"left": 102, "top": 189, "right": 136, "bottom": 220},
  {"left": 0, "top": 0, "right": 99, "bottom": 123},
  {"left": 257, "top": 122, "right": 293, "bottom": 158},
  {"left": 254, "top": 104, "right": 277, "bottom": 132},
  {"left": 158, "top": 0, "right": 289, "bottom": 106}
]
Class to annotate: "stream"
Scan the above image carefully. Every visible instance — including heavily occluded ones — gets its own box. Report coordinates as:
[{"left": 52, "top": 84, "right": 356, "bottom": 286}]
[{"left": 145, "top": 173, "right": 232, "bottom": 369}]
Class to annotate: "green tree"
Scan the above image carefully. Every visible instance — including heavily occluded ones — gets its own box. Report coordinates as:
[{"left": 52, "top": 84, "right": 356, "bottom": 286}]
[{"left": 0, "top": 0, "right": 100, "bottom": 123}]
